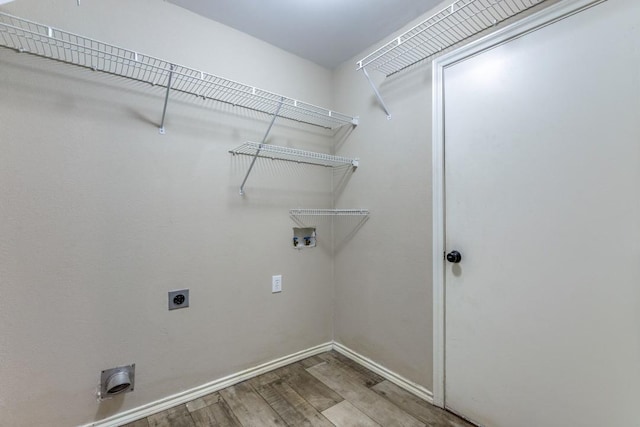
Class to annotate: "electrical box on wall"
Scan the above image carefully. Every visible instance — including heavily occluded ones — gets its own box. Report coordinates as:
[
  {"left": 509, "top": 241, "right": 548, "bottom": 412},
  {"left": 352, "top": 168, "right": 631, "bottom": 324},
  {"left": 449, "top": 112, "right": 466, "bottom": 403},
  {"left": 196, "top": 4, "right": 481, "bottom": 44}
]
[
  {"left": 293, "top": 227, "right": 316, "bottom": 249},
  {"left": 168, "top": 289, "right": 189, "bottom": 310}
]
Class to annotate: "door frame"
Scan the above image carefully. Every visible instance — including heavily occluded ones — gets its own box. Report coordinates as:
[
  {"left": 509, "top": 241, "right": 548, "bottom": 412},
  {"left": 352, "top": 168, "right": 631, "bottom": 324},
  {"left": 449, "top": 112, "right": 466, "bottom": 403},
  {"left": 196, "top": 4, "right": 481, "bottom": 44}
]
[{"left": 430, "top": 0, "right": 606, "bottom": 408}]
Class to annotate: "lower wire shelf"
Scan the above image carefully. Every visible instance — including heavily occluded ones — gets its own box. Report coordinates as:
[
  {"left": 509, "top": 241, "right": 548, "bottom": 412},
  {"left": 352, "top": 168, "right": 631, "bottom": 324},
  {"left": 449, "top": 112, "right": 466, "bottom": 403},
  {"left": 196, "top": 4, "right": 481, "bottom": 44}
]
[
  {"left": 290, "top": 209, "right": 369, "bottom": 247},
  {"left": 230, "top": 142, "right": 359, "bottom": 168},
  {"left": 289, "top": 209, "right": 369, "bottom": 216}
]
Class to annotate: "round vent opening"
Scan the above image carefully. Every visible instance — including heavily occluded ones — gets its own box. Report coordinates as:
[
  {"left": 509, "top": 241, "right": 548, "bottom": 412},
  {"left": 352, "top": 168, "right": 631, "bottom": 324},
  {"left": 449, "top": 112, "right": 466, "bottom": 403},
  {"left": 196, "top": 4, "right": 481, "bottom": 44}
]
[
  {"left": 106, "top": 370, "right": 131, "bottom": 395},
  {"left": 100, "top": 364, "right": 135, "bottom": 399}
]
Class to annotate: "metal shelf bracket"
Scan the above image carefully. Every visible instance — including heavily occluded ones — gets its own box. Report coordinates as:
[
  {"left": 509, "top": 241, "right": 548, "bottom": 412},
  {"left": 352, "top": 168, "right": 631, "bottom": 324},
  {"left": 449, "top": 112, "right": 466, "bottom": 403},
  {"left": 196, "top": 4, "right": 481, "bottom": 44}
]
[
  {"left": 158, "top": 64, "right": 174, "bottom": 135},
  {"left": 361, "top": 67, "right": 391, "bottom": 120},
  {"left": 239, "top": 98, "right": 284, "bottom": 196}
]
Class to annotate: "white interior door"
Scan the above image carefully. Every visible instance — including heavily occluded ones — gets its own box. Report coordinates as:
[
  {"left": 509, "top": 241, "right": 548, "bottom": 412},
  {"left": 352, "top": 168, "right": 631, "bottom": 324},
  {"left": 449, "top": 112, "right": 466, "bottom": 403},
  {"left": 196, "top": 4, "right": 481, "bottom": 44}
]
[{"left": 441, "top": 1, "right": 640, "bottom": 426}]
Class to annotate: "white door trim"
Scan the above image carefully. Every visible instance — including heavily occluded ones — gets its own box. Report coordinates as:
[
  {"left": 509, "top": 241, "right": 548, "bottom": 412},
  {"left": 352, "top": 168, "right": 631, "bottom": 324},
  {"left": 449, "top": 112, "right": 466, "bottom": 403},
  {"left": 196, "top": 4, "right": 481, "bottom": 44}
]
[{"left": 431, "top": 0, "right": 607, "bottom": 408}]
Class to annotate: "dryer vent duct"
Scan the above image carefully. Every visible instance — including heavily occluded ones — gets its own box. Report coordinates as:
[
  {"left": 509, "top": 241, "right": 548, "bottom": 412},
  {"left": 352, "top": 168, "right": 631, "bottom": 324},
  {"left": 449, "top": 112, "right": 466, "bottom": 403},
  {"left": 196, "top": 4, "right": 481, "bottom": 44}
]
[{"left": 99, "top": 364, "right": 135, "bottom": 399}]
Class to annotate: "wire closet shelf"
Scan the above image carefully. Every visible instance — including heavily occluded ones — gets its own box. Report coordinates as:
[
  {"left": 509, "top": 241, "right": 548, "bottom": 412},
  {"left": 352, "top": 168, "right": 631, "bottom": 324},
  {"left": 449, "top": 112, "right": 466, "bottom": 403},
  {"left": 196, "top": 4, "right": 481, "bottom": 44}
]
[
  {"left": 0, "top": 12, "right": 358, "bottom": 130},
  {"left": 357, "top": 0, "right": 546, "bottom": 77},
  {"left": 230, "top": 142, "right": 358, "bottom": 168},
  {"left": 289, "top": 209, "right": 369, "bottom": 216}
]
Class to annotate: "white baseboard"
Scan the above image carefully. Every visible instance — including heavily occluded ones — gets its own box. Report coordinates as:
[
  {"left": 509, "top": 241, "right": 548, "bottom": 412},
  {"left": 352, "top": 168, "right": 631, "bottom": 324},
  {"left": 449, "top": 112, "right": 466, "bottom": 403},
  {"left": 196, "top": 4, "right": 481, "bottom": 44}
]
[
  {"left": 332, "top": 341, "right": 434, "bottom": 404},
  {"left": 83, "top": 340, "right": 433, "bottom": 426},
  {"left": 83, "top": 342, "right": 333, "bottom": 427}
]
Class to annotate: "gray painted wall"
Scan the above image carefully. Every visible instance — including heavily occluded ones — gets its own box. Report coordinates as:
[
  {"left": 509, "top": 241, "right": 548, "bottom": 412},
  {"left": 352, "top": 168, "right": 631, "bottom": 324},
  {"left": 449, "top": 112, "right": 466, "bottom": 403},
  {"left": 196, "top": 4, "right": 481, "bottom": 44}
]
[
  {"left": 0, "top": 1, "right": 336, "bottom": 425},
  {"left": 0, "top": 0, "right": 559, "bottom": 425},
  {"left": 331, "top": 38, "right": 435, "bottom": 389}
]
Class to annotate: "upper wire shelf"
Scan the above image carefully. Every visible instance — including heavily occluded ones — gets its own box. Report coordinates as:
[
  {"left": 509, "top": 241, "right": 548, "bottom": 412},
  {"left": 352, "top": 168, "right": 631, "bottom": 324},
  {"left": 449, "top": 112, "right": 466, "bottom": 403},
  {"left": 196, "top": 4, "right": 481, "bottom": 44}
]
[
  {"left": 0, "top": 12, "right": 358, "bottom": 130},
  {"left": 290, "top": 209, "right": 369, "bottom": 216},
  {"left": 230, "top": 142, "right": 359, "bottom": 168},
  {"left": 357, "top": 0, "right": 547, "bottom": 77}
]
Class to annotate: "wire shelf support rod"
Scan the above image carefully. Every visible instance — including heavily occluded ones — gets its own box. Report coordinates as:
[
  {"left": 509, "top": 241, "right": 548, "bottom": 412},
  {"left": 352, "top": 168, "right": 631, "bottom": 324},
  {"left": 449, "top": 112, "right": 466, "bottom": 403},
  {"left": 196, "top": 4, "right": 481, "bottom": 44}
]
[
  {"left": 158, "top": 64, "right": 174, "bottom": 134},
  {"left": 239, "top": 98, "right": 284, "bottom": 196},
  {"left": 362, "top": 67, "right": 391, "bottom": 120}
]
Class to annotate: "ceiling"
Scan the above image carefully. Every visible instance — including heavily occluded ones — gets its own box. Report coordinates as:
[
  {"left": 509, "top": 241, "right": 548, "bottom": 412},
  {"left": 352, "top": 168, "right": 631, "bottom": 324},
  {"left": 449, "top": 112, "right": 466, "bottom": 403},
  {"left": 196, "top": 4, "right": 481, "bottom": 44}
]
[{"left": 166, "top": 0, "right": 442, "bottom": 69}]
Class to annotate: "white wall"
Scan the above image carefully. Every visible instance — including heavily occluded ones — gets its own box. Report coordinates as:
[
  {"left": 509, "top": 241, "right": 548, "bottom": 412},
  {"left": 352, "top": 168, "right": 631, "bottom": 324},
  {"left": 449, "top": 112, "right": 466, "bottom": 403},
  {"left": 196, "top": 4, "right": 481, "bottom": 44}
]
[
  {"left": 331, "top": 49, "right": 435, "bottom": 389},
  {"left": 0, "top": 1, "right": 338, "bottom": 426},
  {"left": 0, "top": 0, "right": 564, "bottom": 425}
]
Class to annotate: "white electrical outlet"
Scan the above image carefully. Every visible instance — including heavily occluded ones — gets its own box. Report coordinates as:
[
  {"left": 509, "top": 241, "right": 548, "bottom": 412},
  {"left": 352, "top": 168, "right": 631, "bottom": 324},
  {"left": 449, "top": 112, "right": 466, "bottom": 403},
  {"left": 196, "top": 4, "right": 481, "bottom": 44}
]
[{"left": 272, "top": 275, "right": 282, "bottom": 293}]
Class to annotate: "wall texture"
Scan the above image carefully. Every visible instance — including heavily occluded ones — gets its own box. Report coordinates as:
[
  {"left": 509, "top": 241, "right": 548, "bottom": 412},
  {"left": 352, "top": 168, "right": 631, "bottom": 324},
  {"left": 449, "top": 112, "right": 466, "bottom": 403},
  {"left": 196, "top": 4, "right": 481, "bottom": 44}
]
[
  {"left": 0, "top": 1, "right": 338, "bottom": 426},
  {"left": 0, "top": 0, "right": 562, "bottom": 425},
  {"left": 331, "top": 37, "right": 436, "bottom": 390},
  {"left": 330, "top": 0, "right": 556, "bottom": 395}
]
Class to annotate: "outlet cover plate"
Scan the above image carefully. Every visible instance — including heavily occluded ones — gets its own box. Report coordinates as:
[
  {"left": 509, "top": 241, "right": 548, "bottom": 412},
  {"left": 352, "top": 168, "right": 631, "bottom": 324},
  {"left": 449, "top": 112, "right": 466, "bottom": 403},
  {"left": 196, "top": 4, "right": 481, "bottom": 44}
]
[
  {"left": 272, "top": 275, "right": 282, "bottom": 293},
  {"left": 168, "top": 289, "right": 189, "bottom": 310}
]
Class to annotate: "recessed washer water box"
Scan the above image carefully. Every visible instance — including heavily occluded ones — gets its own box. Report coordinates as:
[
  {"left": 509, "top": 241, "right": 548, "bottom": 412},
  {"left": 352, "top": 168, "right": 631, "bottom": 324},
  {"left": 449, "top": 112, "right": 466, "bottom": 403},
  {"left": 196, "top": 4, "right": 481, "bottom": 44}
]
[{"left": 293, "top": 227, "right": 316, "bottom": 249}]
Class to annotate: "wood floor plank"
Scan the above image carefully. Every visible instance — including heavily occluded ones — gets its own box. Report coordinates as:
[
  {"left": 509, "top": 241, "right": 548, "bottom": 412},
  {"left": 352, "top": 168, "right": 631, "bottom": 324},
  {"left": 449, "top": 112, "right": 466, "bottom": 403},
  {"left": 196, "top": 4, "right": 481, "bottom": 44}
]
[
  {"left": 318, "top": 351, "right": 385, "bottom": 387},
  {"left": 247, "top": 370, "right": 281, "bottom": 387},
  {"left": 189, "top": 406, "right": 219, "bottom": 427},
  {"left": 252, "top": 380, "right": 308, "bottom": 426},
  {"left": 299, "top": 355, "right": 326, "bottom": 369},
  {"left": 308, "top": 362, "right": 425, "bottom": 427},
  {"left": 218, "top": 381, "right": 285, "bottom": 427},
  {"left": 272, "top": 380, "right": 335, "bottom": 427},
  {"left": 371, "top": 381, "right": 475, "bottom": 427},
  {"left": 186, "top": 398, "right": 208, "bottom": 413},
  {"left": 253, "top": 378, "right": 335, "bottom": 427},
  {"left": 147, "top": 405, "right": 195, "bottom": 427},
  {"left": 190, "top": 401, "right": 242, "bottom": 427},
  {"left": 121, "top": 419, "right": 150, "bottom": 427},
  {"left": 274, "top": 362, "right": 344, "bottom": 412},
  {"left": 186, "top": 392, "right": 220, "bottom": 413},
  {"left": 322, "top": 400, "right": 381, "bottom": 427}
]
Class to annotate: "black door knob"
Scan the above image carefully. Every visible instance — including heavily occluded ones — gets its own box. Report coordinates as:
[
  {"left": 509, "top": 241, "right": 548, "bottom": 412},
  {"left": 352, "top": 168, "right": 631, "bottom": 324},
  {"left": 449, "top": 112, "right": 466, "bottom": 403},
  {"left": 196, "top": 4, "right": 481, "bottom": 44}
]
[{"left": 446, "top": 250, "right": 462, "bottom": 263}]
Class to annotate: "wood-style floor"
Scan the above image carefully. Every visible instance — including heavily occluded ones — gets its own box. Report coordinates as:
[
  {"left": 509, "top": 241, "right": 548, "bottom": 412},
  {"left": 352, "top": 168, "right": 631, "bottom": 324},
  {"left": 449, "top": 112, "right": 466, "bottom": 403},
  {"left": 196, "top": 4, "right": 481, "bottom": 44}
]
[{"left": 122, "top": 351, "right": 473, "bottom": 427}]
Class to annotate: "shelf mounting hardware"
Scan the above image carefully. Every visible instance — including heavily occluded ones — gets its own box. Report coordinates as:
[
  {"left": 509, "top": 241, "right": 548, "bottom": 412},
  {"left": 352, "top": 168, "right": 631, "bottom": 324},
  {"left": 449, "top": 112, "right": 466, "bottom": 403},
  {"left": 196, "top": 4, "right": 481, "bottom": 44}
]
[
  {"left": 361, "top": 66, "right": 391, "bottom": 120},
  {"left": 158, "top": 64, "right": 174, "bottom": 135},
  {"left": 239, "top": 97, "right": 284, "bottom": 196}
]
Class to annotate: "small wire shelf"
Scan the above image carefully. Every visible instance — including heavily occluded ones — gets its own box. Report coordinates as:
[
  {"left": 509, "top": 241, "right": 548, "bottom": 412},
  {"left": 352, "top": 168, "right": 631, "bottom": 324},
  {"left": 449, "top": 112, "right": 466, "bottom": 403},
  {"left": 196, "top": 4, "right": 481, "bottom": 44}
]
[
  {"left": 289, "top": 209, "right": 369, "bottom": 216},
  {"left": 230, "top": 142, "right": 358, "bottom": 168},
  {"left": 357, "top": 0, "right": 546, "bottom": 76},
  {"left": 0, "top": 12, "right": 358, "bottom": 130}
]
